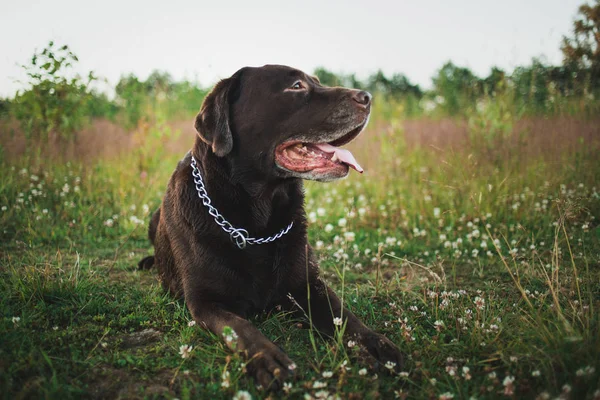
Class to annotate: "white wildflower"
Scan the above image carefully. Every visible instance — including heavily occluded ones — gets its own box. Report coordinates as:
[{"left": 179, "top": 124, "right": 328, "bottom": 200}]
[
  {"left": 232, "top": 390, "right": 252, "bottom": 400},
  {"left": 179, "top": 344, "right": 193, "bottom": 359}
]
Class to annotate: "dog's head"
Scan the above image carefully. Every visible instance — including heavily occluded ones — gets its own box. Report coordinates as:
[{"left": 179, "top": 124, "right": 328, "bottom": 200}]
[{"left": 194, "top": 65, "right": 371, "bottom": 182}]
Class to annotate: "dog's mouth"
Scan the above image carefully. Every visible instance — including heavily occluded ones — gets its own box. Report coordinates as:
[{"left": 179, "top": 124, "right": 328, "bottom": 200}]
[{"left": 275, "top": 124, "right": 364, "bottom": 177}]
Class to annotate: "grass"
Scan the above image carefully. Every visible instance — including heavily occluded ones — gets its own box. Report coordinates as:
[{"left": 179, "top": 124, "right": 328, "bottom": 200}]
[{"left": 1, "top": 104, "right": 599, "bottom": 399}]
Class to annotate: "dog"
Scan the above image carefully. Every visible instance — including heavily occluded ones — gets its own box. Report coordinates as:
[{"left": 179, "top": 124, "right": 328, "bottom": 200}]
[{"left": 139, "top": 65, "right": 403, "bottom": 390}]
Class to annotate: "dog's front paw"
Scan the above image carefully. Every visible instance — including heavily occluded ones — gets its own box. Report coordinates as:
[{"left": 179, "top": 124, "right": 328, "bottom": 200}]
[
  {"left": 246, "top": 344, "right": 296, "bottom": 391},
  {"left": 361, "top": 332, "right": 404, "bottom": 373}
]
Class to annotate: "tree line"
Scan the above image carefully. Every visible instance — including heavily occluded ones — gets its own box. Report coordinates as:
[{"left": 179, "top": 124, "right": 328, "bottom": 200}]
[{"left": 1, "top": 0, "right": 598, "bottom": 141}]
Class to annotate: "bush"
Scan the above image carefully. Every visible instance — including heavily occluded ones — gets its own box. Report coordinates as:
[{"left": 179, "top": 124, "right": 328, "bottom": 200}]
[{"left": 11, "top": 42, "right": 100, "bottom": 142}]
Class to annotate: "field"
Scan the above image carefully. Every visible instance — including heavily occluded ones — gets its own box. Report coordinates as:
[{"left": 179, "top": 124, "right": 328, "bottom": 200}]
[{"left": 1, "top": 97, "right": 599, "bottom": 400}]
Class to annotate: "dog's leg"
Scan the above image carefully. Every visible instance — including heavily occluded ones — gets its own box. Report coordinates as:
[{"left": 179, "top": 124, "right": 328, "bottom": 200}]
[
  {"left": 288, "top": 274, "right": 404, "bottom": 372},
  {"left": 186, "top": 300, "right": 296, "bottom": 390}
]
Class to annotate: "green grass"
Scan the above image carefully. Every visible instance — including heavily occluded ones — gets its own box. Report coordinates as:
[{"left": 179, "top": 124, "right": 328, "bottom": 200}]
[{"left": 1, "top": 111, "right": 599, "bottom": 399}]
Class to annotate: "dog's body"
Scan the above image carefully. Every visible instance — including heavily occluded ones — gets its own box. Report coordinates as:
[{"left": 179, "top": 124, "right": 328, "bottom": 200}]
[{"left": 140, "top": 65, "right": 403, "bottom": 389}]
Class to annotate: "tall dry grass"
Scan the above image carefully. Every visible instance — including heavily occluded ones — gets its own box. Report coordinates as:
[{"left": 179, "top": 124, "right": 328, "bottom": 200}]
[{"left": 2, "top": 116, "right": 599, "bottom": 165}]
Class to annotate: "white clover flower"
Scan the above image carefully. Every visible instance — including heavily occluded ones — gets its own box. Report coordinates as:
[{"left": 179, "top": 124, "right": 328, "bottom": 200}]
[
  {"left": 315, "top": 240, "right": 324, "bottom": 250},
  {"left": 232, "top": 390, "right": 252, "bottom": 400},
  {"left": 188, "top": 320, "right": 196, "bottom": 327},
  {"left": 576, "top": 366, "right": 595, "bottom": 376},
  {"left": 104, "top": 219, "right": 114, "bottom": 227},
  {"left": 337, "top": 218, "right": 347, "bottom": 227},
  {"left": 474, "top": 297, "right": 485, "bottom": 310},
  {"left": 312, "top": 380, "right": 327, "bottom": 389},
  {"left": 358, "top": 368, "right": 367, "bottom": 376},
  {"left": 347, "top": 340, "right": 356, "bottom": 348},
  {"left": 462, "top": 366, "right": 471, "bottom": 380},
  {"left": 223, "top": 329, "right": 239, "bottom": 345},
  {"left": 445, "top": 365, "right": 457, "bottom": 376},
  {"left": 384, "top": 361, "right": 396, "bottom": 370},
  {"left": 433, "top": 207, "right": 441, "bottom": 218},
  {"left": 179, "top": 344, "right": 193, "bottom": 359},
  {"left": 344, "top": 232, "right": 355, "bottom": 241},
  {"left": 333, "top": 317, "right": 343, "bottom": 326},
  {"left": 325, "top": 224, "right": 334, "bottom": 233},
  {"left": 322, "top": 371, "right": 333, "bottom": 378},
  {"left": 503, "top": 375, "right": 515, "bottom": 396},
  {"left": 283, "top": 382, "right": 293, "bottom": 394}
]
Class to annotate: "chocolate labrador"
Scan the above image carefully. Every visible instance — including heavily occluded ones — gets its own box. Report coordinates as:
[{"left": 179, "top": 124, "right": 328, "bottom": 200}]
[{"left": 139, "top": 65, "right": 403, "bottom": 390}]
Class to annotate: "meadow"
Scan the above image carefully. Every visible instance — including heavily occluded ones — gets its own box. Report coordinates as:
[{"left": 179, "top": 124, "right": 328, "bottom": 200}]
[
  {"left": 2, "top": 29, "right": 600, "bottom": 398},
  {"left": 1, "top": 88, "right": 599, "bottom": 399}
]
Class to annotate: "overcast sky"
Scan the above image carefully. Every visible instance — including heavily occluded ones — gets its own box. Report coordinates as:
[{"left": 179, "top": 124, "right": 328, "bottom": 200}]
[{"left": 0, "top": 0, "right": 585, "bottom": 97}]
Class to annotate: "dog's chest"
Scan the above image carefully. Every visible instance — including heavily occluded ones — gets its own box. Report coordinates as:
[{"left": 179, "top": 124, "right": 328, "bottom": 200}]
[{"left": 232, "top": 246, "right": 288, "bottom": 314}]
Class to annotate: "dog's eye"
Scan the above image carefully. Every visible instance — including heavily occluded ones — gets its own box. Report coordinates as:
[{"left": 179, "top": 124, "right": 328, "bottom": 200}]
[{"left": 289, "top": 80, "right": 305, "bottom": 90}]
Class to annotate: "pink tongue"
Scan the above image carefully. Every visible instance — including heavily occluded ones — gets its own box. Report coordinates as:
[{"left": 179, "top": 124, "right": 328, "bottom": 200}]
[{"left": 315, "top": 143, "right": 364, "bottom": 173}]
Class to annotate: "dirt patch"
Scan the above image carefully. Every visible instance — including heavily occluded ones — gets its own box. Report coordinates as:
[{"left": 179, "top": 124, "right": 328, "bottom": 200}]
[
  {"left": 119, "top": 328, "right": 162, "bottom": 349},
  {"left": 86, "top": 366, "right": 176, "bottom": 400}
]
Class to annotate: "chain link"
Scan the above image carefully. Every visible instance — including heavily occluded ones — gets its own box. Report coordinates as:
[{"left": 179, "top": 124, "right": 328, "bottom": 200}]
[{"left": 190, "top": 155, "right": 294, "bottom": 249}]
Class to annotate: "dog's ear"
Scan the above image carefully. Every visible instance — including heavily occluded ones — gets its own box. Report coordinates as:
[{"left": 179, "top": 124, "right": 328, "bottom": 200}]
[{"left": 194, "top": 74, "right": 241, "bottom": 157}]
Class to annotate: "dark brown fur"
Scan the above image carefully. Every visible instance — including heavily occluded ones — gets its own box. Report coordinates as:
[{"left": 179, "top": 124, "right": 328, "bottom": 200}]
[{"left": 139, "top": 65, "right": 403, "bottom": 390}]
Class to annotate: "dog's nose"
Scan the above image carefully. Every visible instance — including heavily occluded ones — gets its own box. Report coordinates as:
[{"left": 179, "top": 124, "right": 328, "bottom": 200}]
[{"left": 352, "top": 91, "right": 372, "bottom": 107}]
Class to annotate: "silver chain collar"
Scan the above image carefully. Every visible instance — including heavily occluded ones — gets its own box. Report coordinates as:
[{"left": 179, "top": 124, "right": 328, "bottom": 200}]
[{"left": 190, "top": 155, "right": 294, "bottom": 249}]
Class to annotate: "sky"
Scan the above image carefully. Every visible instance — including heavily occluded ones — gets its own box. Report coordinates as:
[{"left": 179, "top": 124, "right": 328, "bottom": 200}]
[{"left": 0, "top": 0, "right": 585, "bottom": 97}]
